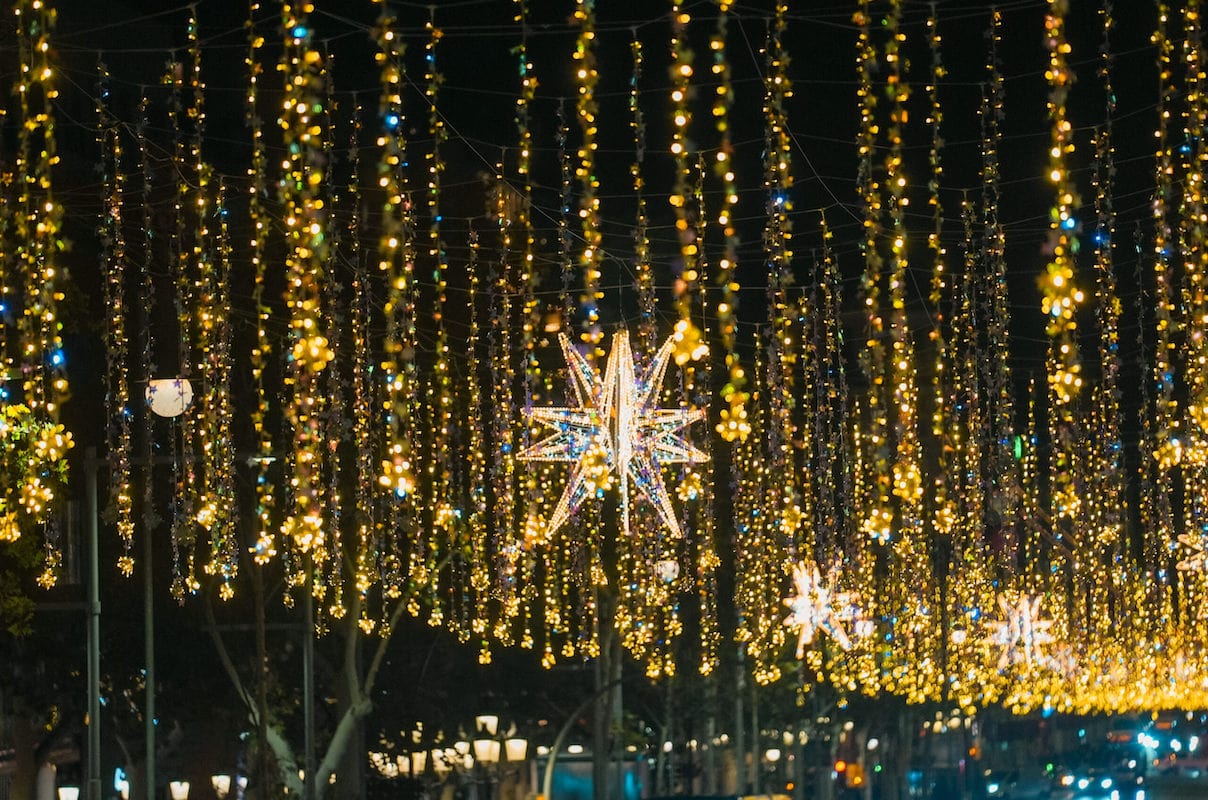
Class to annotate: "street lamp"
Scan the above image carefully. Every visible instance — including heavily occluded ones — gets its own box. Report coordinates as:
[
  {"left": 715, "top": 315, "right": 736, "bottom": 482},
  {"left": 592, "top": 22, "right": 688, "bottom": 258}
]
[
  {"left": 167, "top": 782, "right": 189, "bottom": 800},
  {"left": 210, "top": 775, "right": 230, "bottom": 800}
]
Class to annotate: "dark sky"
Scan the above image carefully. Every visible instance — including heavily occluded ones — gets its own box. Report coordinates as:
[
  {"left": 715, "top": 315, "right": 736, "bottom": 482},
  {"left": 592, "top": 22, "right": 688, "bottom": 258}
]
[{"left": 0, "top": 0, "right": 1171, "bottom": 443}]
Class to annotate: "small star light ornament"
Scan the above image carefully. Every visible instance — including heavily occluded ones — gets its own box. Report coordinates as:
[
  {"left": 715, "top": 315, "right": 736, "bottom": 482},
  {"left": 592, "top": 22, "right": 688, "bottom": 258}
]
[
  {"left": 782, "top": 561, "right": 861, "bottom": 658},
  {"left": 990, "top": 594, "right": 1056, "bottom": 670},
  {"left": 519, "top": 330, "right": 707, "bottom": 538},
  {"left": 1176, "top": 532, "right": 1208, "bottom": 572}
]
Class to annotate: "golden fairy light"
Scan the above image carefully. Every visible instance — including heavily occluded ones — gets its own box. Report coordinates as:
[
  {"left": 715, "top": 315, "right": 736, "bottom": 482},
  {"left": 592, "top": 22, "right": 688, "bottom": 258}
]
[{"left": 278, "top": 1, "right": 334, "bottom": 561}]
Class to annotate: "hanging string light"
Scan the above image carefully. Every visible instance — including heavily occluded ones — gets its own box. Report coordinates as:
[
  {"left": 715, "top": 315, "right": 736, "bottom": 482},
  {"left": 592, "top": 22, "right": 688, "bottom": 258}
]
[
  {"left": 761, "top": 1, "right": 798, "bottom": 577},
  {"left": 347, "top": 106, "right": 381, "bottom": 626},
  {"left": 1081, "top": 0, "right": 1127, "bottom": 699},
  {"left": 980, "top": 8, "right": 1018, "bottom": 536},
  {"left": 711, "top": 0, "right": 748, "bottom": 443},
  {"left": 372, "top": 0, "right": 418, "bottom": 597},
  {"left": 512, "top": 0, "right": 540, "bottom": 653},
  {"left": 164, "top": 51, "right": 200, "bottom": 599},
  {"left": 9, "top": 0, "right": 71, "bottom": 585},
  {"left": 853, "top": 0, "right": 891, "bottom": 546},
  {"left": 1041, "top": 0, "right": 1084, "bottom": 406},
  {"left": 205, "top": 179, "right": 237, "bottom": 599},
  {"left": 96, "top": 60, "right": 134, "bottom": 578},
  {"left": 668, "top": 0, "right": 706, "bottom": 367},
  {"left": 246, "top": 0, "right": 278, "bottom": 568},
  {"left": 631, "top": 36, "right": 655, "bottom": 356},
  {"left": 278, "top": 1, "right": 334, "bottom": 566},
  {"left": 572, "top": 0, "right": 602, "bottom": 356}
]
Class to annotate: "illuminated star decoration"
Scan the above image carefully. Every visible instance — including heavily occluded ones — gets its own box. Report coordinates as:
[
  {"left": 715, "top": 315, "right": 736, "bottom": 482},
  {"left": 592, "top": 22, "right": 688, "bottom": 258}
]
[
  {"left": 1176, "top": 532, "right": 1208, "bottom": 572},
  {"left": 990, "top": 594, "right": 1056, "bottom": 670},
  {"left": 782, "top": 561, "right": 860, "bottom": 658},
  {"left": 519, "top": 330, "right": 707, "bottom": 539}
]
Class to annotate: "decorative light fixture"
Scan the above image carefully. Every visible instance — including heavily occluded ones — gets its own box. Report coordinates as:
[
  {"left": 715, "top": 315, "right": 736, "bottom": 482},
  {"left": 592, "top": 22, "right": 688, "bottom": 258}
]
[
  {"left": 475, "top": 714, "right": 499, "bottom": 737},
  {"left": 168, "top": 781, "right": 190, "bottom": 800},
  {"left": 504, "top": 738, "right": 528, "bottom": 763},
  {"left": 519, "top": 331, "right": 707, "bottom": 538},
  {"left": 210, "top": 775, "right": 231, "bottom": 800},
  {"left": 473, "top": 739, "right": 501, "bottom": 765},
  {"left": 145, "top": 378, "right": 194, "bottom": 418}
]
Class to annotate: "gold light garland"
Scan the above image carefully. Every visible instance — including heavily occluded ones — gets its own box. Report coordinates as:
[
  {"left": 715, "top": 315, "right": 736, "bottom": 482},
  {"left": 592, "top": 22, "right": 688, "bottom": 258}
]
[
  {"left": 10, "top": 0, "right": 71, "bottom": 586},
  {"left": 711, "top": 0, "right": 748, "bottom": 443},
  {"left": 572, "top": 0, "right": 602, "bottom": 356},
  {"left": 278, "top": 1, "right": 334, "bottom": 566},
  {"left": 1041, "top": 0, "right": 1084, "bottom": 405},
  {"left": 97, "top": 61, "right": 134, "bottom": 577}
]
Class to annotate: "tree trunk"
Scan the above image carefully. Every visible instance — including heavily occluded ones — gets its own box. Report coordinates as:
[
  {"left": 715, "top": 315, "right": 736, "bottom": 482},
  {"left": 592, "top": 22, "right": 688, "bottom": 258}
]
[{"left": 592, "top": 601, "right": 621, "bottom": 800}]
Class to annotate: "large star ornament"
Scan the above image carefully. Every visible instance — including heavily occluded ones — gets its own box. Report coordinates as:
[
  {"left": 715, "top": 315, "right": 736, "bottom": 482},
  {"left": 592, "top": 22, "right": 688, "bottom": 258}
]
[
  {"left": 519, "top": 331, "right": 707, "bottom": 538},
  {"left": 782, "top": 561, "right": 860, "bottom": 658},
  {"left": 990, "top": 594, "right": 1056, "bottom": 670}
]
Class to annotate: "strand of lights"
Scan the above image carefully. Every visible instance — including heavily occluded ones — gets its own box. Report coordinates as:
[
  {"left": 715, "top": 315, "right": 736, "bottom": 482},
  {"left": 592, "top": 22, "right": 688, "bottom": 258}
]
[
  {"left": 513, "top": 0, "right": 539, "bottom": 650},
  {"left": 347, "top": 106, "right": 378, "bottom": 624},
  {"left": 853, "top": 0, "right": 891, "bottom": 545},
  {"left": 278, "top": 1, "right": 334, "bottom": 566},
  {"left": 692, "top": 248, "right": 721, "bottom": 676},
  {"left": 1083, "top": 0, "right": 1126, "bottom": 683},
  {"left": 818, "top": 216, "right": 882, "bottom": 700},
  {"left": 488, "top": 156, "right": 517, "bottom": 658},
  {"left": 316, "top": 52, "right": 343, "bottom": 627},
  {"left": 1040, "top": 0, "right": 1082, "bottom": 685},
  {"left": 12, "top": 0, "right": 70, "bottom": 586},
  {"left": 711, "top": 0, "right": 748, "bottom": 443},
  {"left": 1175, "top": 0, "right": 1208, "bottom": 649},
  {"left": 953, "top": 197, "right": 994, "bottom": 709},
  {"left": 246, "top": 0, "right": 278, "bottom": 567},
  {"left": 1142, "top": 0, "right": 1179, "bottom": 662},
  {"left": 1041, "top": 0, "right": 1084, "bottom": 406},
  {"left": 164, "top": 52, "right": 198, "bottom": 598},
  {"left": 572, "top": 0, "right": 602, "bottom": 356},
  {"left": 13, "top": 0, "right": 67, "bottom": 420},
  {"left": 135, "top": 94, "right": 155, "bottom": 583},
  {"left": 630, "top": 36, "right": 656, "bottom": 356},
  {"left": 206, "top": 180, "right": 238, "bottom": 599},
  {"left": 668, "top": 0, "right": 706, "bottom": 367},
  {"left": 465, "top": 226, "right": 496, "bottom": 641},
  {"left": 187, "top": 8, "right": 216, "bottom": 599},
  {"left": 980, "top": 8, "right": 1018, "bottom": 528},
  {"left": 732, "top": 342, "right": 786, "bottom": 684},
  {"left": 761, "top": 1, "right": 798, "bottom": 572},
  {"left": 97, "top": 61, "right": 134, "bottom": 577},
  {"left": 556, "top": 100, "right": 575, "bottom": 334},
  {"left": 882, "top": 0, "right": 936, "bottom": 705},
  {"left": 372, "top": 1, "right": 420, "bottom": 557},
  {"left": 924, "top": 3, "right": 961, "bottom": 703},
  {"left": 422, "top": 13, "right": 462, "bottom": 645}
]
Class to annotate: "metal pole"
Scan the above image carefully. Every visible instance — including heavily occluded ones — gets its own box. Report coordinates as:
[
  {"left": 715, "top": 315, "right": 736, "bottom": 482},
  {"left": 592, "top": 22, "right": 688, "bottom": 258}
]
[
  {"left": 144, "top": 485, "right": 156, "bottom": 800},
  {"left": 86, "top": 448, "right": 102, "bottom": 800},
  {"left": 303, "top": 576, "right": 315, "bottom": 800}
]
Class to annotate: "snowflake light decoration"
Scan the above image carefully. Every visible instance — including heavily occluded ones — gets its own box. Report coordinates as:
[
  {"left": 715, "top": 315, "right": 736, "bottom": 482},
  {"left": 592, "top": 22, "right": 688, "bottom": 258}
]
[
  {"left": 1176, "top": 532, "right": 1208, "bottom": 572},
  {"left": 782, "top": 561, "right": 861, "bottom": 658},
  {"left": 990, "top": 593, "right": 1056, "bottom": 670},
  {"left": 519, "top": 330, "right": 707, "bottom": 538}
]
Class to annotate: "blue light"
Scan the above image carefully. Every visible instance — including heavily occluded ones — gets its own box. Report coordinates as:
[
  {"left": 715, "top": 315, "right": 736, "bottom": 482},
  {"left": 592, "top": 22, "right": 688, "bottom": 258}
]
[
  {"left": 1061, "top": 216, "right": 1076, "bottom": 230},
  {"left": 50, "top": 349, "right": 65, "bottom": 366},
  {"left": 291, "top": 24, "right": 308, "bottom": 39},
  {"left": 384, "top": 113, "right": 400, "bottom": 130}
]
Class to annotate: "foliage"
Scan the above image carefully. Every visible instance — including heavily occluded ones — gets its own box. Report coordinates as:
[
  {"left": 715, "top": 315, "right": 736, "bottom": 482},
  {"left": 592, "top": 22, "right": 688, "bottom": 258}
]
[{"left": 0, "top": 403, "right": 73, "bottom": 552}]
